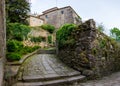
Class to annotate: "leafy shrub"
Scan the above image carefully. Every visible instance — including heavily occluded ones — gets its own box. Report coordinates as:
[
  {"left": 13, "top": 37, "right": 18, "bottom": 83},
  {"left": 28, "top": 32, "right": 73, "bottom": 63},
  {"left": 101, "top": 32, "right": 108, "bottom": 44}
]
[
  {"left": 6, "top": 53, "right": 22, "bottom": 62},
  {"left": 6, "top": 45, "right": 40, "bottom": 61},
  {"left": 56, "top": 24, "right": 76, "bottom": 49},
  {"left": 6, "top": 23, "right": 31, "bottom": 41},
  {"left": 48, "top": 35, "right": 52, "bottom": 44},
  {"left": 41, "top": 24, "right": 55, "bottom": 33},
  {"left": 30, "top": 36, "right": 42, "bottom": 42},
  {"left": 7, "top": 40, "right": 23, "bottom": 52},
  {"left": 30, "top": 36, "right": 46, "bottom": 42},
  {"left": 6, "top": 23, "right": 40, "bottom": 62}
]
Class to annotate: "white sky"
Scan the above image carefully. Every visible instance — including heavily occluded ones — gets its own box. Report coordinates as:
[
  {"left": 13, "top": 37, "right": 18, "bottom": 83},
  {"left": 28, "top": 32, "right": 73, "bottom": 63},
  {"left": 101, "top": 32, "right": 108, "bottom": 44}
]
[{"left": 30, "top": 0, "right": 120, "bottom": 35}]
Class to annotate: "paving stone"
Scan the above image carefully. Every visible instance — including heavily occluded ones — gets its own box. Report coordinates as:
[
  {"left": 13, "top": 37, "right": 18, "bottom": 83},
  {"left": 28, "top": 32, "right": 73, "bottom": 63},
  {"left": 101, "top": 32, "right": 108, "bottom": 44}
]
[{"left": 15, "top": 54, "right": 86, "bottom": 86}]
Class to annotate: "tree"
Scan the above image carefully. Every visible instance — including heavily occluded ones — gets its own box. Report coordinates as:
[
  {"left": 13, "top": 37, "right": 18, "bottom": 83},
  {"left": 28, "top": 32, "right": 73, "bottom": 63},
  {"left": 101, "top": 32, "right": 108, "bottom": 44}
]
[
  {"left": 110, "top": 27, "right": 120, "bottom": 41},
  {"left": 6, "top": 0, "right": 30, "bottom": 24}
]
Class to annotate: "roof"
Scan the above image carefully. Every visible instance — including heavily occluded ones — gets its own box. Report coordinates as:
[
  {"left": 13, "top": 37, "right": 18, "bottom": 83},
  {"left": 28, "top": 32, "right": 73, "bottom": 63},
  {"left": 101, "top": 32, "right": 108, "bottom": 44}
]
[
  {"left": 42, "top": 7, "right": 59, "bottom": 14},
  {"left": 38, "top": 6, "right": 80, "bottom": 17},
  {"left": 29, "top": 14, "right": 44, "bottom": 20}
]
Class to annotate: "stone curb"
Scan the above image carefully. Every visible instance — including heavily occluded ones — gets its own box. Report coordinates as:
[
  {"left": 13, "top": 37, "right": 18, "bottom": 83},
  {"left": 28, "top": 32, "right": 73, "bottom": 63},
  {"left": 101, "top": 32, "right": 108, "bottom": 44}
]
[{"left": 6, "top": 48, "right": 41, "bottom": 65}]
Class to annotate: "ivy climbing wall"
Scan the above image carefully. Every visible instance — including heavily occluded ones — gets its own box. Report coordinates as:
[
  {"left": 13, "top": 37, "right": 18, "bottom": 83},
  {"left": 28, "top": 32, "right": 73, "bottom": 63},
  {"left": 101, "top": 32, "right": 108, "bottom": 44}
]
[{"left": 57, "top": 19, "right": 120, "bottom": 78}]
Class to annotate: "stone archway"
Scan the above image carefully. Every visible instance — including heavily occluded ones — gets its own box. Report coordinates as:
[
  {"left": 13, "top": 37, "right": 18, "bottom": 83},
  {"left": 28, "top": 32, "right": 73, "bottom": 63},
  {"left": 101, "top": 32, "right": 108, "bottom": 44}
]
[{"left": 0, "top": 0, "right": 6, "bottom": 85}]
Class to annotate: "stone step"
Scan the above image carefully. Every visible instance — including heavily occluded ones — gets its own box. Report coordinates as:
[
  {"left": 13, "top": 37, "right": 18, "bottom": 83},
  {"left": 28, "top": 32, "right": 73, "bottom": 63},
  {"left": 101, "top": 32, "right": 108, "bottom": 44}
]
[
  {"left": 22, "top": 71, "right": 81, "bottom": 82},
  {"left": 13, "top": 75, "right": 86, "bottom": 86}
]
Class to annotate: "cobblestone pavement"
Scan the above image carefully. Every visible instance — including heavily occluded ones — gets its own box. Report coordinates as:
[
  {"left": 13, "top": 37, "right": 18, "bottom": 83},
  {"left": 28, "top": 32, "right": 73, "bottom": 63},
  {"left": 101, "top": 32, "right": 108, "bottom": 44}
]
[
  {"left": 71, "top": 72, "right": 120, "bottom": 86},
  {"left": 18, "top": 54, "right": 81, "bottom": 81},
  {"left": 17, "top": 54, "right": 120, "bottom": 86}
]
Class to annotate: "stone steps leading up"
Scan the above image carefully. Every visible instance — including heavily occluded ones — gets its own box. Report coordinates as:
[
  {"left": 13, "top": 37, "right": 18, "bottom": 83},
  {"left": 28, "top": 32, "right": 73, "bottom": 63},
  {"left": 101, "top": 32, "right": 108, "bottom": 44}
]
[
  {"left": 13, "top": 54, "right": 86, "bottom": 86},
  {"left": 21, "top": 71, "right": 81, "bottom": 82},
  {"left": 13, "top": 75, "right": 86, "bottom": 86}
]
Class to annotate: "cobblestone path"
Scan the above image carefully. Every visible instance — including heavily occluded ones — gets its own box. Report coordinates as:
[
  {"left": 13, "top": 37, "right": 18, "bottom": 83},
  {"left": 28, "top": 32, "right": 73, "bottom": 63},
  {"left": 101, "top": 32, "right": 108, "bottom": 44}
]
[
  {"left": 21, "top": 54, "right": 81, "bottom": 80},
  {"left": 14, "top": 54, "right": 85, "bottom": 86},
  {"left": 14, "top": 54, "right": 120, "bottom": 86},
  {"left": 78, "top": 72, "right": 120, "bottom": 86}
]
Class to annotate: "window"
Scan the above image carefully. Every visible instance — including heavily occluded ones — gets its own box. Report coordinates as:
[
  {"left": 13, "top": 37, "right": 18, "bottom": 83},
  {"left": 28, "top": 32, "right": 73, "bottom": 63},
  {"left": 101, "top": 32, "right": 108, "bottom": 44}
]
[
  {"left": 45, "top": 15, "right": 48, "bottom": 18},
  {"left": 61, "top": 11, "right": 64, "bottom": 14}
]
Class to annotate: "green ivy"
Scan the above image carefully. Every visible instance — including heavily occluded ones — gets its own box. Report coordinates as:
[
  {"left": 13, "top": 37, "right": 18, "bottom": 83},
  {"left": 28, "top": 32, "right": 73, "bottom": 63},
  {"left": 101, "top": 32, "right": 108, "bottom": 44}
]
[
  {"left": 56, "top": 24, "right": 76, "bottom": 49},
  {"left": 6, "top": 23, "right": 31, "bottom": 41},
  {"left": 30, "top": 36, "right": 43, "bottom": 43},
  {"left": 41, "top": 24, "right": 55, "bottom": 33},
  {"left": 48, "top": 35, "right": 52, "bottom": 44}
]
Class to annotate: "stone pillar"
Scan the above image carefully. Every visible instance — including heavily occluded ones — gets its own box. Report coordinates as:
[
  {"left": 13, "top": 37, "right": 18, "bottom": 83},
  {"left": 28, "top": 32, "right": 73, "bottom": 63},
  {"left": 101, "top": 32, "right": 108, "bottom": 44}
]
[{"left": 0, "top": 0, "right": 6, "bottom": 85}]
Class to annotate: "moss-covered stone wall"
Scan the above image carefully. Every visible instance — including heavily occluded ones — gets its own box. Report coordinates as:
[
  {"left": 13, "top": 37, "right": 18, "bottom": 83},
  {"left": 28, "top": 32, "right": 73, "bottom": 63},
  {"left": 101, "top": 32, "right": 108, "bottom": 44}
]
[{"left": 57, "top": 19, "right": 120, "bottom": 78}]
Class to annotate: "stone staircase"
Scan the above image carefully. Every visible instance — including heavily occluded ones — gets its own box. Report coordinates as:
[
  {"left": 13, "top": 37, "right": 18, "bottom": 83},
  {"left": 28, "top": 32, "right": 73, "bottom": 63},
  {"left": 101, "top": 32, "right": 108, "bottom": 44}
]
[
  {"left": 13, "top": 54, "right": 86, "bottom": 86},
  {"left": 14, "top": 71, "right": 85, "bottom": 86}
]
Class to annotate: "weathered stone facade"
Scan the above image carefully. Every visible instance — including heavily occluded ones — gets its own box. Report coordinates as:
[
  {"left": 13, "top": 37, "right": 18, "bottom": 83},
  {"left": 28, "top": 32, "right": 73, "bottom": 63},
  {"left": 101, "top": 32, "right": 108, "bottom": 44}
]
[
  {"left": 0, "top": 0, "right": 6, "bottom": 85},
  {"left": 39, "top": 6, "right": 81, "bottom": 28},
  {"left": 57, "top": 19, "right": 120, "bottom": 78},
  {"left": 28, "top": 15, "right": 44, "bottom": 27}
]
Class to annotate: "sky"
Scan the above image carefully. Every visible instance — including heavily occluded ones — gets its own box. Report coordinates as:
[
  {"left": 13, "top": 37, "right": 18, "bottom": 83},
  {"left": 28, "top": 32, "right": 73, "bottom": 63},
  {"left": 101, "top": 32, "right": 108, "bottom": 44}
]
[{"left": 30, "top": 0, "right": 120, "bottom": 35}]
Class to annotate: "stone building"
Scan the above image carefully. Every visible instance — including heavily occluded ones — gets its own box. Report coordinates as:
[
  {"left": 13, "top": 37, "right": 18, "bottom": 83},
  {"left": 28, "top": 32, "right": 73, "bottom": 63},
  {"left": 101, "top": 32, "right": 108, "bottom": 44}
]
[
  {"left": 38, "top": 6, "right": 81, "bottom": 28},
  {"left": 28, "top": 15, "right": 44, "bottom": 27}
]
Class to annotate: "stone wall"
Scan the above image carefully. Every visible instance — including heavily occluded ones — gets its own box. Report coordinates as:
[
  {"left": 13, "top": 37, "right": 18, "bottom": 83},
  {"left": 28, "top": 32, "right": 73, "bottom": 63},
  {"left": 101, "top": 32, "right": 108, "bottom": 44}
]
[
  {"left": 28, "top": 16, "right": 44, "bottom": 27},
  {"left": 57, "top": 19, "right": 120, "bottom": 78},
  {"left": 0, "top": 0, "right": 6, "bottom": 85}
]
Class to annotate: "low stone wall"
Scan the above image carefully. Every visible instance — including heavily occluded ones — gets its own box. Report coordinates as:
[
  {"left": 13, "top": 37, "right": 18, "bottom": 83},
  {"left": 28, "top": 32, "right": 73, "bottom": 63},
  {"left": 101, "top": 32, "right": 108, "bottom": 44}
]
[
  {"left": 37, "top": 49, "right": 56, "bottom": 54},
  {"left": 57, "top": 19, "right": 120, "bottom": 78}
]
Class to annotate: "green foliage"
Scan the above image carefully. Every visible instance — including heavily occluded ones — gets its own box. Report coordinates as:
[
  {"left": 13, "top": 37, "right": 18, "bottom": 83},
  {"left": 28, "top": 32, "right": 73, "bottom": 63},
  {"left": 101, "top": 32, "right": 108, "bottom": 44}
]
[
  {"left": 30, "top": 36, "right": 46, "bottom": 42},
  {"left": 99, "top": 39, "right": 106, "bottom": 48},
  {"left": 6, "top": 40, "right": 40, "bottom": 61},
  {"left": 110, "top": 27, "right": 120, "bottom": 41},
  {"left": 48, "top": 35, "right": 52, "bottom": 44},
  {"left": 7, "top": 23, "right": 31, "bottom": 41},
  {"left": 30, "top": 36, "right": 42, "bottom": 43},
  {"left": 56, "top": 24, "right": 76, "bottom": 49},
  {"left": 6, "top": 53, "right": 21, "bottom": 61},
  {"left": 6, "top": 0, "right": 30, "bottom": 24},
  {"left": 7, "top": 40, "right": 23, "bottom": 52},
  {"left": 41, "top": 24, "right": 55, "bottom": 33},
  {"left": 6, "top": 44, "right": 40, "bottom": 61}
]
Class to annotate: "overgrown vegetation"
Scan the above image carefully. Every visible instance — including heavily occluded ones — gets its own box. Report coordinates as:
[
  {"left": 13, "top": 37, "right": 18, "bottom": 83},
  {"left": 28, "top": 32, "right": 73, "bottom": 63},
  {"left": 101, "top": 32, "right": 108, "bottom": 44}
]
[
  {"left": 6, "top": 23, "right": 40, "bottom": 61},
  {"left": 30, "top": 36, "right": 46, "bottom": 43},
  {"left": 48, "top": 35, "right": 52, "bottom": 44},
  {"left": 5, "top": 0, "right": 40, "bottom": 62},
  {"left": 56, "top": 24, "right": 77, "bottom": 49},
  {"left": 7, "top": 23, "right": 31, "bottom": 41},
  {"left": 6, "top": 40, "right": 39, "bottom": 61},
  {"left": 41, "top": 24, "right": 55, "bottom": 33}
]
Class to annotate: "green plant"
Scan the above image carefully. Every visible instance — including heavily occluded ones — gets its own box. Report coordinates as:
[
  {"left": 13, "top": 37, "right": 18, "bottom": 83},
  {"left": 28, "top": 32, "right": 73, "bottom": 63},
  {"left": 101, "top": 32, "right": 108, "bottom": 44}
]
[
  {"left": 56, "top": 24, "right": 76, "bottom": 49},
  {"left": 48, "top": 35, "right": 52, "bottom": 44},
  {"left": 6, "top": 23, "right": 31, "bottom": 41},
  {"left": 41, "top": 24, "right": 55, "bottom": 33},
  {"left": 6, "top": 53, "right": 22, "bottom": 62},
  {"left": 30, "top": 36, "right": 42, "bottom": 42},
  {"left": 7, "top": 40, "right": 23, "bottom": 52},
  {"left": 99, "top": 39, "right": 106, "bottom": 48}
]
